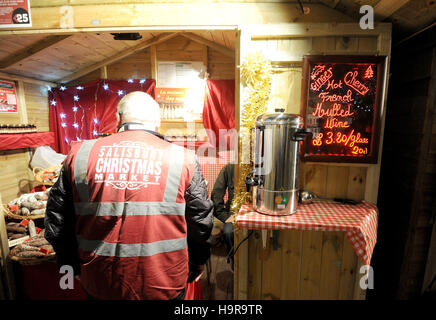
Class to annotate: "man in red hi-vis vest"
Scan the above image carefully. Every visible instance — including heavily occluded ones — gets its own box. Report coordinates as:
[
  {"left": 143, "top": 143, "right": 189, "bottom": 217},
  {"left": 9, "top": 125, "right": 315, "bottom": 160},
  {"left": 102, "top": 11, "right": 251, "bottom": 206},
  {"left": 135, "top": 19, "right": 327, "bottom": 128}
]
[{"left": 44, "top": 91, "right": 214, "bottom": 300}]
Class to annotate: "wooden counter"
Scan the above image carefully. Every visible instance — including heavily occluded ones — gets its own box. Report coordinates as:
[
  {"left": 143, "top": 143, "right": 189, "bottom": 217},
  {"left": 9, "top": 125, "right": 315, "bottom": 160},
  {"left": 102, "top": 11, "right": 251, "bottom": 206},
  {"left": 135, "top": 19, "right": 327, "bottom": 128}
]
[
  {"left": 234, "top": 228, "right": 366, "bottom": 300},
  {"left": 233, "top": 197, "right": 378, "bottom": 300}
]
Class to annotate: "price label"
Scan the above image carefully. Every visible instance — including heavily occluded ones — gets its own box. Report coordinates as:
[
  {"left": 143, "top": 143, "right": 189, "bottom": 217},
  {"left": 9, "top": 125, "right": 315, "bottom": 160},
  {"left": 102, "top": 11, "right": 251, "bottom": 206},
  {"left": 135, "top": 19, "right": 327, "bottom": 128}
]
[
  {"left": 19, "top": 219, "right": 30, "bottom": 227},
  {"left": 0, "top": 0, "right": 32, "bottom": 28}
]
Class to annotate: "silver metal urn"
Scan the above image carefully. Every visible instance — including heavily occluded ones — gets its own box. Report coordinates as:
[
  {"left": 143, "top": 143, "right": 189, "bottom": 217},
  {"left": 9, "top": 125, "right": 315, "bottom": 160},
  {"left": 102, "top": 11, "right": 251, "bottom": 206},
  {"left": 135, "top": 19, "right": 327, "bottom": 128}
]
[{"left": 246, "top": 109, "right": 311, "bottom": 215}]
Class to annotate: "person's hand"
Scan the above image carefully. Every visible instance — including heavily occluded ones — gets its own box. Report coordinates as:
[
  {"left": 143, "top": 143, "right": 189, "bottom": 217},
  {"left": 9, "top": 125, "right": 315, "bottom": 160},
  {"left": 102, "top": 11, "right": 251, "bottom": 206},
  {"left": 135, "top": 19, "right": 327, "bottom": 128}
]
[{"left": 187, "top": 263, "right": 204, "bottom": 283}]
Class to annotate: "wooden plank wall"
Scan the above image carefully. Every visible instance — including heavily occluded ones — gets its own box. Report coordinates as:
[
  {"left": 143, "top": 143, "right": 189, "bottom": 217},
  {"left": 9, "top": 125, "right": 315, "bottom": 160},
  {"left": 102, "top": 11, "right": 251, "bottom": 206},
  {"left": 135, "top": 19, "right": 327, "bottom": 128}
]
[
  {"left": 0, "top": 79, "right": 48, "bottom": 204},
  {"left": 70, "top": 34, "right": 234, "bottom": 84},
  {"left": 235, "top": 25, "right": 391, "bottom": 299},
  {"left": 24, "top": 82, "right": 50, "bottom": 132}
]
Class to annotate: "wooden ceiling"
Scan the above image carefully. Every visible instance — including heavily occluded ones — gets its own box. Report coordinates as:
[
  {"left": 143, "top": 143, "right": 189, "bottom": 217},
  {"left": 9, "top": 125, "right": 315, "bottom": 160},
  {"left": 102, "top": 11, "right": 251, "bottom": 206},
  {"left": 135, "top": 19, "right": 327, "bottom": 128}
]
[
  {"left": 319, "top": 0, "right": 436, "bottom": 36},
  {"left": 0, "top": 30, "right": 236, "bottom": 84}
]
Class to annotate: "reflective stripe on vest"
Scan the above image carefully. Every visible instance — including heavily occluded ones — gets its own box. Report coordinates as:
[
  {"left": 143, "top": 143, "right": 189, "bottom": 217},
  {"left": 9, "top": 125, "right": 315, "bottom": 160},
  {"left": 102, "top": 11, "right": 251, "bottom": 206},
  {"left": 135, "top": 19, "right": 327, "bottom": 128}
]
[
  {"left": 74, "top": 139, "right": 97, "bottom": 202},
  {"left": 77, "top": 235, "right": 187, "bottom": 258},
  {"left": 163, "top": 143, "right": 185, "bottom": 202},
  {"left": 74, "top": 201, "right": 186, "bottom": 216}
]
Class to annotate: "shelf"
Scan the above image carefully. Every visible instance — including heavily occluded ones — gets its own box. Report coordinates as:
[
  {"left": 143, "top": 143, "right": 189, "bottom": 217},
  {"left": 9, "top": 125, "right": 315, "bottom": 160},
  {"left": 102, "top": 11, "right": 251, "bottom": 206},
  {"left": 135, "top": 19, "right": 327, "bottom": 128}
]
[
  {"left": 0, "top": 132, "right": 55, "bottom": 151},
  {"left": 161, "top": 119, "right": 203, "bottom": 124},
  {"left": 172, "top": 141, "right": 212, "bottom": 148}
]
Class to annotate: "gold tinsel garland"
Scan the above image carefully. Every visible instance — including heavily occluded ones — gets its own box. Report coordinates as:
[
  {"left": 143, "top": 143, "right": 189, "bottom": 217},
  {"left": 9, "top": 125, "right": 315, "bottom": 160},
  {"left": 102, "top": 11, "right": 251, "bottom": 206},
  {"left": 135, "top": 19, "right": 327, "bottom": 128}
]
[{"left": 230, "top": 52, "right": 272, "bottom": 217}]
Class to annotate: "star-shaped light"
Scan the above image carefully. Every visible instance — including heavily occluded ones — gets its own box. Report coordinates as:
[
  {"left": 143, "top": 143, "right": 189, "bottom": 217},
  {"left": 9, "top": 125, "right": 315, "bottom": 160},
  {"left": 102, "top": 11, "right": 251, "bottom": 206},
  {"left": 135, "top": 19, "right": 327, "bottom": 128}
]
[
  {"left": 103, "top": 84, "right": 109, "bottom": 90},
  {"left": 60, "top": 86, "right": 67, "bottom": 91},
  {"left": 72, "top": 107, "right": 78, "bottom": 112},
  {"left": 139, "top": 79, "right": 146, "bottom": 84},
  {"left": 50, "top": 100, "right": 56, "bottom": 106},
  {"left": 72, "top": 123, "right": 79, "bottom": 129},
  {"left": 76, "top": 137, "right": 81, "bottom": 141},
  {"left": 93, "top": 130, "right": 99, "bottom": 136},
  {"left": 76, "top": 86, "right": 84, "bottom": 90},
  {"left": 47, "top": 86, "right": 52, "bottom": 91},
  {"left": 127, "top": 79, "right": 134, "bottom": 83},
  {"left": 117, "top": 90, "right": 124, "bottom": 96},
  {"left": 65, "top": 138, "right": 69, "bottom": 143},
  {"left": 61, "top": 123, "right": 67, "bottom": 128},
  {"left": 93, "top": 118, "right": 99, "bottom": 124},
  {"left": 73, "top": 95, "right": 79, "bottom": 101},
  {"left": 59, "top": 113, "right": 66, "bottom": 119}
]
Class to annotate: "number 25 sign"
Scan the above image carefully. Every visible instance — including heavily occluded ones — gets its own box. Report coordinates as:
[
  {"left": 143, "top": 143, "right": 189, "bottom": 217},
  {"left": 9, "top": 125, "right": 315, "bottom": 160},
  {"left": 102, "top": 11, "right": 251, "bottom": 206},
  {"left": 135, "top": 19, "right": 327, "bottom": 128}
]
[
  {"left": 300, "top": 55, "right": 386, "bottom": 163},
  {"left": 0, "top": 0, "right": 32, "bottom": 28}
]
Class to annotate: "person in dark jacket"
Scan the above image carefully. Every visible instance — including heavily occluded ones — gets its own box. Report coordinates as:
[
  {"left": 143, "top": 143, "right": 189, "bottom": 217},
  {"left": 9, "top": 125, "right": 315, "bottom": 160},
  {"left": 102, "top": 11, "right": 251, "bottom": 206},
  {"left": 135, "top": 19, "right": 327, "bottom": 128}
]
[
  {"left": 44, "top": 91, "right": 214, "bottom": 300},
  {"left": 211, "top": 163, "right": 234, "bottom": 268}
]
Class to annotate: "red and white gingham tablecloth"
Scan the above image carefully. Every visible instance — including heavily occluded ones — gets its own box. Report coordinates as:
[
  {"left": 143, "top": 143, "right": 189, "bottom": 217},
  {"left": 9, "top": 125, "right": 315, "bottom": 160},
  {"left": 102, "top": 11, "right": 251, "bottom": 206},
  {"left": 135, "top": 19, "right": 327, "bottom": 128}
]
[{"left": 237, "top": 200, "right": 378, "bottom": 265}]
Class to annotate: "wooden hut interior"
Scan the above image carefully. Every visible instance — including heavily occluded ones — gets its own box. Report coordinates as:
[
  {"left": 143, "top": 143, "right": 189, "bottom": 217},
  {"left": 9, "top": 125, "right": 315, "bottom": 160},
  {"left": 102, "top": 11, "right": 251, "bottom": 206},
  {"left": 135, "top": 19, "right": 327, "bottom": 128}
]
[{"left": 0, "top": 0, "right": 435, "bottom": 302}]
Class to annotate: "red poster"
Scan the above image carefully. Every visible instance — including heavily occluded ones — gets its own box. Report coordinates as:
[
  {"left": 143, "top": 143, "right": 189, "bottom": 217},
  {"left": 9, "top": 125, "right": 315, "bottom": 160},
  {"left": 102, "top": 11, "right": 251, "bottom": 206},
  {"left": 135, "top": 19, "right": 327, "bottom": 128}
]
[
  {"left": 0, "top": 0, "right": 32, "bottom": 28},
  {"left": 0, "top": 80, "right": 18, "bottom": 113}
]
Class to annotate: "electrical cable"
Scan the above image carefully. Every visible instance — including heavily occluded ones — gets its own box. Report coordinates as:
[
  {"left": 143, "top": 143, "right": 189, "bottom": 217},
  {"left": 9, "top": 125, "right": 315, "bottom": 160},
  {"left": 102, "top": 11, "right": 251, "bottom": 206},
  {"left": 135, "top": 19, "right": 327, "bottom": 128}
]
[
  {"left": 297, "top": 0, "right": 305, "bottom": 14},
  {"left": 226, "top": 230, "right": 254, "bottom": 261}
]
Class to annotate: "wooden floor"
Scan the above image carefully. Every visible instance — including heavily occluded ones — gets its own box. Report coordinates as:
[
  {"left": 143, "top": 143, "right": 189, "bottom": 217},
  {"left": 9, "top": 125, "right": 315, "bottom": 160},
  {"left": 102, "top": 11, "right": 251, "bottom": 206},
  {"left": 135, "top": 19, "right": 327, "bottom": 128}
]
[{"left": 199, "top": 231, "right": 234, "bottom": 300}]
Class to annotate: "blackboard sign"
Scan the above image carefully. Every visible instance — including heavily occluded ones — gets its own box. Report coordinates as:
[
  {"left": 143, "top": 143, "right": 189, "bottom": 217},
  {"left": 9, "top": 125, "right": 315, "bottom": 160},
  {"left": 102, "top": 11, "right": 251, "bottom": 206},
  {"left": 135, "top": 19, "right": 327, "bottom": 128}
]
[{"left": 300, "top": 55, "right": 386, "bottom": 163}]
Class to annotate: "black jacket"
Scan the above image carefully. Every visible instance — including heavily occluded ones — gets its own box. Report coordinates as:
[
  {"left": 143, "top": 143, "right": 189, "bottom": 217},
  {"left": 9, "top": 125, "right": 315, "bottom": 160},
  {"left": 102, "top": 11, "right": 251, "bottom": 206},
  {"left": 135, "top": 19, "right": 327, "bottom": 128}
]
[
  {"left": 44, "top": 131, "right": 214, "bottom": 275},
  {"left": 211, "top": 163, "right": 234, "bottom": 223}
]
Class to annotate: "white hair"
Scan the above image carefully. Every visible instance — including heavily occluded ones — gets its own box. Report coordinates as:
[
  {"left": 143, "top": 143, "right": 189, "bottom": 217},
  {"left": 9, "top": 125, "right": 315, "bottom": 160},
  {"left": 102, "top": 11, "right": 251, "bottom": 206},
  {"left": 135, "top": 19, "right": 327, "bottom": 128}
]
[{"left": 117, "top": 91, "right": 160, "bottom": 128}]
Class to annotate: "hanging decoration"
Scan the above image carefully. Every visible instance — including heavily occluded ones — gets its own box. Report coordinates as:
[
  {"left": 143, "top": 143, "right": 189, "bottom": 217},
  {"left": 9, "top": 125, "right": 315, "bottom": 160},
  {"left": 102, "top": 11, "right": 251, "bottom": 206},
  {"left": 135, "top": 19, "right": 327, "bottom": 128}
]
[
  {"left": 230, "top": 52, "right": 272, "bottom": 215},
  {"left": 49, "top": 78, "right": 155, "bottom": 154}
]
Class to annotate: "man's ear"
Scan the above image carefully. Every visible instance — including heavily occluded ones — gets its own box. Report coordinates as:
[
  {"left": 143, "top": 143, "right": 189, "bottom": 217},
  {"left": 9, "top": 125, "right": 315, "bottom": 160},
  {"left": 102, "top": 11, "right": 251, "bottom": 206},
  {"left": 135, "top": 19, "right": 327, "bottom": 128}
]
[{"left": 116, "top": 113, "right": 121, "bottom": 127}]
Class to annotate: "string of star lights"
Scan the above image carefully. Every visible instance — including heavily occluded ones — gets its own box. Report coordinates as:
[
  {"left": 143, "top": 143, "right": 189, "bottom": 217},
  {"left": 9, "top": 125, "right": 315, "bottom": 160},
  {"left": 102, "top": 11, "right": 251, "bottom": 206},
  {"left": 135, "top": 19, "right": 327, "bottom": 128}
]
[{"left": 50, "top": 78, "right": 148, "bottom": 145}]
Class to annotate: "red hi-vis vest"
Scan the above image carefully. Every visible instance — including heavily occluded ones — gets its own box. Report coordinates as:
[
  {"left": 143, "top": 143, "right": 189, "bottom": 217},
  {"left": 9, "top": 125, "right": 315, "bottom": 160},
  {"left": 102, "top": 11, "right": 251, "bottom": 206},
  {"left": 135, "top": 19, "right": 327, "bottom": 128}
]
[{"left": 68, "top": 130, "right": 196, "bottom": 300}]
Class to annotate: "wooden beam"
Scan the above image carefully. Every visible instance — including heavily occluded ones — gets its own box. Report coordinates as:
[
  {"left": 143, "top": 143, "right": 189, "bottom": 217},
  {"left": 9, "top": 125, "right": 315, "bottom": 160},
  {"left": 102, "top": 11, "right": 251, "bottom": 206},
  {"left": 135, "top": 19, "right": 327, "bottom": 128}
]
[
  {"left": 364, "top": 28, "right": 392, "bottom": 204},
  {"left": 16, "top": 81, "right": 28, "bottom": 124},
  {"left": 180, "top": 32, "right": 234, "bottom": 58},
  {"left": 59, "top": 32, "right": 180, "bottom": 83},
  {"left": 0, "top": 3, "right": 352, "bottom": 34},
  {"left": 319, "top": 0, "right": 341, "bottom": 9},
  {"left": 150, "top": 45, "right": 157, "bottom": 81},
  {"left": 201, "top": 44, "right": 208, "bottom": 76},
  {"left": 100, "top": 66, "right": 107, "bottom": 79},
  {"left": 374, "top": 0, "right": 411, "bottom": 20},
  {"left": 0, "top": 71, "right": 57, "bottom": 87},
  {"left": 248, "top": 23, "right": 392, "bottom": 39},
  {"left": 0, "top": 35, "right": 70, "bottom": 69},
  {"left": 0, "top": 26, "right": 238, "bottom": 36}
]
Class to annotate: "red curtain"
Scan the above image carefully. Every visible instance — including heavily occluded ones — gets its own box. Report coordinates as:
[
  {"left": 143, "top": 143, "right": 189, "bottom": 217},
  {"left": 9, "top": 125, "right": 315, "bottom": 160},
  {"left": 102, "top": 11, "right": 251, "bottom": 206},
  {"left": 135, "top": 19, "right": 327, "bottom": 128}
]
[
  {"left": 49, "top": 79, "right": 155, "bottom": 154},
  {"left": 202, "top": 79, "right": 235, "bottom": 150}
]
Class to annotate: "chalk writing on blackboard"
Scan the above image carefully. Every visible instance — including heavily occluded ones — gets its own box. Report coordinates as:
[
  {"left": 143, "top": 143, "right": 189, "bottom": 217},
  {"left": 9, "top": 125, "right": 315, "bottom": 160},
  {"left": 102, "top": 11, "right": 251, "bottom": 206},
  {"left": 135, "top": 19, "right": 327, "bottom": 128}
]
[{"left": 301, "top": 56, "right": 386, "bottom": 163}]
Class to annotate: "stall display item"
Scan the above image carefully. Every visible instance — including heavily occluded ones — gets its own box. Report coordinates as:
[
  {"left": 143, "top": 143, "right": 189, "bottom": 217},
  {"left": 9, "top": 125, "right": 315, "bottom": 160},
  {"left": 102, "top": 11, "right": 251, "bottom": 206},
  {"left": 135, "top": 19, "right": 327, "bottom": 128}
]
[
  {"left": 246, "top": 109, "right": 311, "bottom": 216},
  {"left": 33, "top": 165, "right": 61, "bottom": 186},
  {"left": 166, "top": 134, "right": 198, "bottom": 142},
  {"left": 160, "top": 104, "right": 184, "bottom": 120},
  {"left": 0, "top": 124, "right": 37, "bottom": 134},
  {"left": 9, "top": 230, "right": 56, "bottom": 265},
  {"left": 6, "top": 221, "right": 29, "bottom": 240},
  {"left": 5, "top": 189, "right": 50, "bottom": 220}
]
